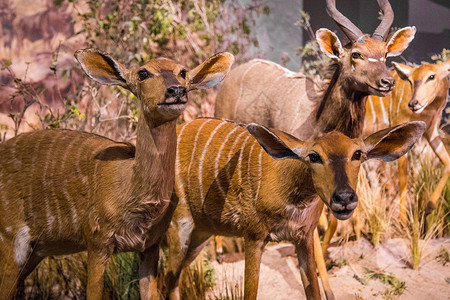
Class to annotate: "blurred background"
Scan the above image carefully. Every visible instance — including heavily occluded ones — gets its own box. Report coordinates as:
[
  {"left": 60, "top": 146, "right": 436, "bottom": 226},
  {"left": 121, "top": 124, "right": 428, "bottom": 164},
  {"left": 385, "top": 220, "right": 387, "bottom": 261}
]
[{"left": 0, "top": 0, "right": 449, "bottom": 299}]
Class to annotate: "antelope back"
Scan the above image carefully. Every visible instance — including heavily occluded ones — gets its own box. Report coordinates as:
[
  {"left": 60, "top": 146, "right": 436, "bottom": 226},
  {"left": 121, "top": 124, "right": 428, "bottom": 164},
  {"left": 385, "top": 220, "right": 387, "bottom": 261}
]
[{"left": 176, "top": 118, "right": 268, "bottom": 235}]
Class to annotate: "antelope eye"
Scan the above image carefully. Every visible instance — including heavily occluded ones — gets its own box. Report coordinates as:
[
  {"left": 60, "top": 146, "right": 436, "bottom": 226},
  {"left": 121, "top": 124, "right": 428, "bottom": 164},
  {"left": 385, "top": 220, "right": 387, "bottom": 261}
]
[
  {"left": 428, "top": 74, "right": 435, "bottom": 80},
  {"left": 352, "top": 150, "right": 362, "bottom": 161},
  {"left": 179, "top": 69, "right": 187, "bottom": 79},
  {"left": 308, "top": 152, "right": 323, "bottom": 164},
  {"left": 138, "top": 69, "right": 152, "bottom": 81},
  {"left": 351, "top": 52, "right": 363, "bottom": 60}
]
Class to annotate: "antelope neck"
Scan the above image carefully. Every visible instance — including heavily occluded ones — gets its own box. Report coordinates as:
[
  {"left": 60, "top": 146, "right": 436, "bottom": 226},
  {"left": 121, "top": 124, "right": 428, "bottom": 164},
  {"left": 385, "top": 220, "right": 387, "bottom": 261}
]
[
  {"left": 130, "top": 112, "right": 177, "bottom": 202},
  {"left": 316, "top": 72, "right": 367, "bottom": 138}
]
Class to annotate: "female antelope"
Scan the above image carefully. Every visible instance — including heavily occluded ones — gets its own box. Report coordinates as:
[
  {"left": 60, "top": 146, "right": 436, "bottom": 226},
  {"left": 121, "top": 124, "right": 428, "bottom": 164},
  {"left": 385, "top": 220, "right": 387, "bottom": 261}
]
[
  {"left": 0, "top": 50, "right": 234, "bottom": 300},
  {"left": 164, "top": 118, "right": 425, "bottom": 300}
]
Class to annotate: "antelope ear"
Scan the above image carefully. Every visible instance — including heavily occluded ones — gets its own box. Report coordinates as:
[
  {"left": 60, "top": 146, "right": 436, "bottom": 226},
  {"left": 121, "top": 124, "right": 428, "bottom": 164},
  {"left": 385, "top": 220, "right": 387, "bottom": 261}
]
[
  {"left": 75, "top": 49, "right": 128, "bottom": 88},
  {"left": 364, "top": 121, "right": 426, "bottom": 161},
  {"left": 247, "top": 123, "right": 302, "bottom": 160},
  {"left": 316, "top": 28, "right": 344, "bottom": 60},
  {"left": 187, "top": 52, "right": 235, "bottom": 90},
  {"left": 386, "top": 26, "right": 416, "bottom": 58},
  {"left": 392, "top": 62, "right": 413, "bottom": 81}
]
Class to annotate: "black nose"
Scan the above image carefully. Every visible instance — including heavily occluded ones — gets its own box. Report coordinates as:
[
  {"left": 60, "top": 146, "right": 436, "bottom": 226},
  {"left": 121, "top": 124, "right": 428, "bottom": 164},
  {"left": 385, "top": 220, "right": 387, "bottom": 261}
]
[
  {"left": 166, "top": 86, "right": 186, "bottom": 97},
  {"left": 331, "top": 188, "right": 357, "bottom": 210},
  {"left": 378, "top": 77, "right": 395, "bottom": 88},
  {"left": 409, "top": 99, "right": 419, "bottom": 109}
]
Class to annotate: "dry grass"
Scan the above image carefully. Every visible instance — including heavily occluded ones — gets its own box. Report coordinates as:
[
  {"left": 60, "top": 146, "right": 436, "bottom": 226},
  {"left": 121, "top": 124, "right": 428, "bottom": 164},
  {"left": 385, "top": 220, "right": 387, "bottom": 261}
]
[{"left": 357, "top": 168, "right": 395, "bottom": 246}]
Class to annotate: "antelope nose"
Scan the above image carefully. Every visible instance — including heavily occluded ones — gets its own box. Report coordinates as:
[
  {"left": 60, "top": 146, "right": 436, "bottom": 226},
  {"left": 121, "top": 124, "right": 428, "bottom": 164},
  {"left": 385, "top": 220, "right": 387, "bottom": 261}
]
[
  {"left": 331, "top": 189, "right": 357, "bottom": 209},
  {"left": 409, "top": 99, "right": 419, "bottom": 109},
  {"left": 166, "top": 86, "right": 187, "bottom": 97},
  {"left": 378, "top": 77, "right": 395, "bottom": 89}
]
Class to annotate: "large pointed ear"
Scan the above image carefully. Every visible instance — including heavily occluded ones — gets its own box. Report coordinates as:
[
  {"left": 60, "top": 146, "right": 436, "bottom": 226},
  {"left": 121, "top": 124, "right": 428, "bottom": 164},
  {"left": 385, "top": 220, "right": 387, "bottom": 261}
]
[
  {"left": 316, "top": 28, "right": 344, "bottom": 60},
  {"left": 364, "top": 121, "right": 425, "bottom": 161},
  {"left": 187, "top": 52, "right": 234, "bottom": 90},
  {"left": 386, "top": 26, "right": 416, "bottom": 58},
  {"left": 75, "top": 49, "right": 128, "bottom": 87},
  {"left": 247, "top": 123, "right": 302, "bottom": 160},
  {"left": 392, "top": 62, "right": 414, "bottom": 81}
]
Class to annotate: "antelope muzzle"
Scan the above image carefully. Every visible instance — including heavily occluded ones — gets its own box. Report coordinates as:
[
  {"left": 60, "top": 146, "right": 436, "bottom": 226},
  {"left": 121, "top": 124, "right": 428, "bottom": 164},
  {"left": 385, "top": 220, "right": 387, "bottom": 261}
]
[{"left": 330, "top": 187, "right": 358, "bottom": 220}]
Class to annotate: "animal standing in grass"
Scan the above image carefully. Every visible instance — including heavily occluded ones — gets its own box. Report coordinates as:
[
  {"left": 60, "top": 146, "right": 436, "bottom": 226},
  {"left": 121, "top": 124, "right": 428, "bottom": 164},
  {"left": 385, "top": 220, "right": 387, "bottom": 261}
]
[
  {"left": 213, "top": 0, "right": 416, "bottom": 294},
  {"left": 0, "top": 49, "right": 234, "bottom": 300},
  {"left": 365, "top": 59, "right": 450, "bottom": 224},
  {"left": 163, "top": 118, "right": 425, "bottom": 300}
]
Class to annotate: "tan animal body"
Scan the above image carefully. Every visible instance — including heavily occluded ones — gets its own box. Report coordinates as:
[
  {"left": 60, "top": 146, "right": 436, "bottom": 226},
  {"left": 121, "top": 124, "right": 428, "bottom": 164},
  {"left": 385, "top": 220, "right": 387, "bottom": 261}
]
[
  {"left": 365, "top": 60, "right": 450, "bottom": 224},
  {"left": 164, "top": 118, "right": 425, "bottom": 300},
  {"left": 0, "top": 49, "right": 234, "bottom": 300},
  {"left": 215, "top": 0, "right": 416, "bottom": 140},
  {"left": 213, "top": 0, "right": 416, "bottom": 295}
]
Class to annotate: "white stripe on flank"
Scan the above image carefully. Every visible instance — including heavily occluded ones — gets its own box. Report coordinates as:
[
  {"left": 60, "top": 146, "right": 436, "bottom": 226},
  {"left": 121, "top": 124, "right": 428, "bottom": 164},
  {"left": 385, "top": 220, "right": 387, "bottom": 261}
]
[
  {"left": 379, "top": 96, "right": 389, "bottom": 125},
  {"left": 199, "top": 121, "right": 227, "bottom": 201},
  {"left": 49, "top": 135, "right": 63, "bottom": 237},
  {"left": 43, "top": 134, "right": 54, "bottom": 232},
  {"left": 14, "top": 225, "right": 31, "bottom": 265},
  {"left": 225, "top": 130, "right": 248, "bottom": 183},
  {"left": 367, "top": 96, "right": 377, "bottom": 130},
  {"left": 254, "top": 148, "right": 263, "bottom": 203},
  {"left": 238, "top": 135, "right": 251, "bottom": 187},
  {"left": 61, "top": 135, "right": 79, "bottom": 231},
  {"left": 234, "top": 63, "right": 259, "bottom": 119},
  {"left": 187, "top": 119, "right": 214, "bottom": 196},
  {"left": 215, "top": 126, "right": 240, "bottom": 199},
  {"left": 175, "top": 120, "right": 194, "bottom": 204},
  {"left": 247, "top": 140, "right": 256, "bottom": 197}
]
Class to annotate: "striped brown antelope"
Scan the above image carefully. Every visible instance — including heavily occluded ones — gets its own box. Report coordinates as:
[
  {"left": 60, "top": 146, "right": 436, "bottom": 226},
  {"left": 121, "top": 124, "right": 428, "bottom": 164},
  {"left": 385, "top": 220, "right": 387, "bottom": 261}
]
[
  {"left": 0, "top": 49, "right": 234, "bottom": 300},
  {"left": 164, "top": 118, "right": 425, "bottom": 300},
  {"left": 365, "top": 59, "right": 450, "bottom": 225},
  {"left": 213, "top": 0, "right": 416, "bottom": 293}
]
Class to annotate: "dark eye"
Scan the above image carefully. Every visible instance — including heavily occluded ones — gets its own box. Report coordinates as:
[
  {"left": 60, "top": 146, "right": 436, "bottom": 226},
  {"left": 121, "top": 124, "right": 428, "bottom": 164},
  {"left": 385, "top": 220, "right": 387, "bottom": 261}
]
[
  {"left": 352, "top": 150, "right": 362, "bottom": 161},
  {"left": 428, "top": 74, "right": 435, "bottom": 80},
  {"left": 352, "top": 52, "right": 363, "bottom": 60},
  {"left": 138, "top": 69, "right": 152, "bottom": 81},
  {"left": 308, "top": 152, "right": 323, "bottom": 164},
  {"left": 179, "top": 69, "right": 187, "bottom": 79}
]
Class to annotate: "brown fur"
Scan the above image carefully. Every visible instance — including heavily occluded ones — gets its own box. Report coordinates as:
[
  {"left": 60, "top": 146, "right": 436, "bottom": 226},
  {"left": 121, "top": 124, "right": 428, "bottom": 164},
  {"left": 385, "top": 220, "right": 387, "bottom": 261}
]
[
  {"left": 215, "top": 28, "right": 416, "bottom": 140},
  {"left": 364, "top": 59, "right": 450, "bottom": 222},
  {"left": 0, "top": 50, "right": 234, "bottom": 300},
  {"left": 163, "top": 118, "right": 425, "bottom": 300}
]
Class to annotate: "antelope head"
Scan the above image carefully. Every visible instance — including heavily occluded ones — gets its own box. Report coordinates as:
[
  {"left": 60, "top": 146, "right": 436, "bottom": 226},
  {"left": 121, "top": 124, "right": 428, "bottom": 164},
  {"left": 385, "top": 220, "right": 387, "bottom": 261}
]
[
  {"left": 248, "top": 121, "right": 425, "bottom": 220},
  {"left": 316, "top": 0, "right": 416, "bottom": 97},
  {"left": 75, "top": 49, "right": 234, "bottom": 123},
  {"left": 392, "top": 60, "right": 450, "bottom": 114}
]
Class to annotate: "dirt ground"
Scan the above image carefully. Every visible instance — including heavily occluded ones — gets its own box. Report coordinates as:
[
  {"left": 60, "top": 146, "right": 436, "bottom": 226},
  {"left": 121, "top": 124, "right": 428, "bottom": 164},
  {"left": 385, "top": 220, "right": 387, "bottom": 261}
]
[{"left": 211, "top": 238, "right": 450, "bottom": 299}]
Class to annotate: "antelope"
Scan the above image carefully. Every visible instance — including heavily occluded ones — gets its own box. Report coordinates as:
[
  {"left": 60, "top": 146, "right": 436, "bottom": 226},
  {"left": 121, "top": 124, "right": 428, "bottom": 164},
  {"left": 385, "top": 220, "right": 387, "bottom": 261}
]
[
  {"left": 213, "top": 0, "right": 416, "bottom": 294},
  {"left": 0, "top": 49, "right": 234, "bottom": 300},
  {"left": 164, "top": 118, "right": 425, "bottom": 300},
  {"left": 364, "top": 59, "right": 450, "bottom": 225}
]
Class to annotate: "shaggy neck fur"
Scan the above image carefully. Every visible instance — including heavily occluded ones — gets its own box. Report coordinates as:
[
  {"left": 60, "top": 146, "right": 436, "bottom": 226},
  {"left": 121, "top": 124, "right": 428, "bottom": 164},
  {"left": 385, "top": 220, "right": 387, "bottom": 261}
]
[{"left": 315, "top": 66, "right": 367, "bottom": 138}]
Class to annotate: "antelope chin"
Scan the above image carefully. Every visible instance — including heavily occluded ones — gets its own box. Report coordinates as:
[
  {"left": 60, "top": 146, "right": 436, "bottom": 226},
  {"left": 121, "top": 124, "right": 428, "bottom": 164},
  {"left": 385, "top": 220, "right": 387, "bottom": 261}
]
[
  {"left": 331, "top": 208, "right": 355, "bottom": 220},
  {"left": 368, "top": 85, "right": 392, "bottom": 97},
  {"left": 157, "top": 96, "right": 188, "bottom": 114},
  {"left": 410, "top": 105, "right": 425, "bottom": 114}
]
